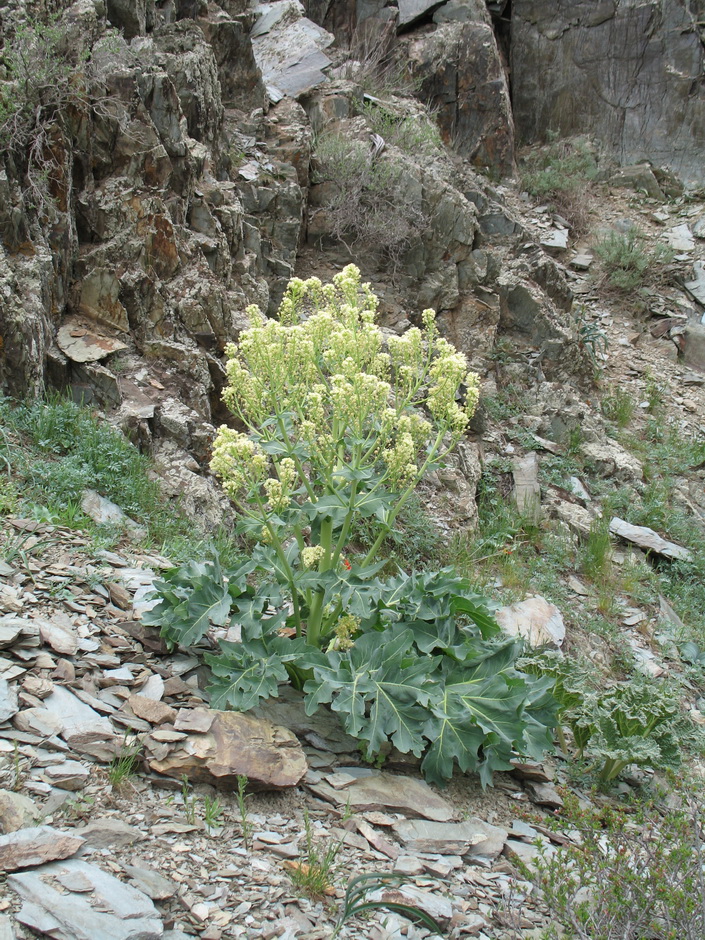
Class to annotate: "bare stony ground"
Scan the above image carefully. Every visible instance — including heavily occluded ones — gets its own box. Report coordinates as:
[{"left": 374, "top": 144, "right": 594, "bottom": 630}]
[{"left": 1, "top": 181, "right": 705, "bottom": 940}]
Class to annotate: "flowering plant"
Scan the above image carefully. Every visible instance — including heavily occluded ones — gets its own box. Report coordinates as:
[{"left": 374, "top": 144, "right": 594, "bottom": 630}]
[
  {"left": 145, "top": 268, "right": 556, "bottom": 785},
  {"left": 210, "top": 264, "right": 479, "bottom": 647}
]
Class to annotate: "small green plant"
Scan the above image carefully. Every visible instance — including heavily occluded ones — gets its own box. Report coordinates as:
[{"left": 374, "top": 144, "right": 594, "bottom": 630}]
[
  {"left": 362, "top": 102, "right": 442, "bottom": 157},
  {"left": 203, "top": 794, "right": 223, "bottom": 831},
  {"left": 180, "top": 774, "right": 197, "bottom": 825},
  {"left": 573, "top": 305, "right": 608, "bottom": 369},
  {"left": 601, "top": 389, "right": 635, "bottom": 428},
  {"left": 289, "top": 809, "right": 345, "bottom": 899},
  {"left": 333, "top": 872, "right": 445, "bottom": 937},
  {"left": 594, "top": 228, "right": 675, "bottom": 292},
  {"left": 521, "top": 137, "right": 599, "bottom": 232},
  {"left": 527, "top": 786, "right": 705, "bottom": 939},
  {"left": 643, "top": 371, "right": 665, "bottom": 416},
  {"left": 107, "top": 739, "right": 142, "bottom": 789},
  {"left": 580, "top": 515, "right": 612, "bottom": 583},
  {"left": 236, "top": 774, "right": 252, "bottom": 849},
  {"left": 574, "top": 679, "right": 681, "bottom": 783}
]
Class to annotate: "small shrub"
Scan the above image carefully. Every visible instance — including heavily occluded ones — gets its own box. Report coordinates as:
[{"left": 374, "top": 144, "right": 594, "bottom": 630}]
[
  {"left": 528, "top": 786, "right": 705, "bottom": 940},
  {"left": 312, "top": 132, "right": 428, "bottom": 267},
  {"left": 337, "top": 21, "right": 418, "bottom": 98},
  {"left": 520, "top": 138, "right": 599, "bottom": 232},
  {"left": 362, "top": 102, "right": 442, "bottom": 157},
  {"left": 594, "top": 228, "right": 675, "bottom": 292}
]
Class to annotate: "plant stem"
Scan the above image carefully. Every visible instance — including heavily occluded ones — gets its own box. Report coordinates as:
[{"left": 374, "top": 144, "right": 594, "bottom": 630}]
[{"left": 306, "top": 516, "right": 333, "bottom": 647}]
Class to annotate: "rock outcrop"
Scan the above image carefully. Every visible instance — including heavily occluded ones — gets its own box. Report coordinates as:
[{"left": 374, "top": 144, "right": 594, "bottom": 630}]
[{"left": 511, "top": 0, "right": 705, "bottom": 188}]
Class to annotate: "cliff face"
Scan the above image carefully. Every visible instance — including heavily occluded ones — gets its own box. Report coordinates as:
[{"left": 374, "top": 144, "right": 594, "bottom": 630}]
[
  {"left": 0, "top": 0, "right": 585, "bottom": 447},
  {"left": 3, "top": 0, "right": 703, "bottom": 475},
  {"left": 510, "top": 0, "right": 705, "bottom": 188}
]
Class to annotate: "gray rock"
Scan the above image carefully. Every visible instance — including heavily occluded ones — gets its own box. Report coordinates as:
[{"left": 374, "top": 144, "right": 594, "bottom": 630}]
[
  {"left": 496, "top": 595, "right": 565, "bottom": 649},
  {"left": 0, "top": 914, "right": 14, "bottom": 940},
  {"left": 392, "top": 819, "right": 489, "bottom": 855},
  {"left": 609, "top": 164, "right": 665, "bottom": 201},
  {"left": 0, "top": 617, "right": 28, "bottom": 649},
  {"left": 0, "top": 679, "right": 18, "bottom": 723},
  {"left": 609, "top": 517, "right": 692, "bottom": 563},
  {"left": 9, "top": 859, "right": 163, "bottom": 940},
  {"left": 664, "top": 223, "right": 694, "bottom": 252},
  {"left": 80, "top": 491, "right": 146, "bottom": 540},
  {"left": 369, "top": 883, "right": 454, "bottom": 927},
  {"left": 408, "top": 13, "right": 514, "bottom": 175},
  {"left": 526, "top": 781, "right": 564, "bottom": 809},
  {"left": 513, "top": 452, "right": 541, "bottom": 525},
  {"left": 684, "top": 261, "right": 705, "bottom": 306},
  {"left": 43, "top": 761, "right": 90, "bottom": 791},
  {"left": 540, "top": 228, "right": 569, "bottom": 253},
  {"left": 504, "top": 836, "right": 554, "bottom": 869},
  {"left": 398, "top": 0, "right": 446, "bottom": 27},
  {"left": 56, "top": 321, "right": 128, "bottom": 364},
  {"left": 582, "top": 441, "right": 643, "bottom": 483},
  {"left": 511, "top": 0, "right": 705, "bottom": 188},
  {"left": 0, "top": 790, "right": 41, "bottom": 835},
  {"left": 77, "top": 818, "right": 146, "bottom": 849},
  {"left": 38, "top": 619, "right": 78, "bottom": 657},
  {"left": 0, "top": 826, "right": 84, "bottom": 872},
  {"left": 570, "top": 253, "right": 593, "bottom": 270},
  {"left": 41, "top": 686, "right": 120, "bottom": 762},
  {"left": 252, "top": 3, "right": 334, "bottom": 100},
  {"left": 682, "top": 323, "right": 705, "bottom": 374},
  {"left": 308, "top": 771, "right": 455, "bottom": 822},
  {"left": 124, "top": 865, "right": 177, "bottom": 900}
]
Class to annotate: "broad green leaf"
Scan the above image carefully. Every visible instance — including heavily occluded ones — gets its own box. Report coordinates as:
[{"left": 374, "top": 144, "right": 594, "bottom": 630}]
[
  {"left": 205, "top": 638, "right": 288, "bottom": 710},
  {"left": 303, "top": 629, "right": 431, "bottom": 757}
]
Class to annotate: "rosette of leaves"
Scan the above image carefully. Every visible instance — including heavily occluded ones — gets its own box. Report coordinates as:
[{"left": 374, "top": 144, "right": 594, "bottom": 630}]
[
  {"left": 578, "top": 679, "right": 681, "bottom": 783},
  {"left": 145, "top": 561, "right": 557, "bottom": 787},
  {"left": 523, "top": 655, "right": 682, "bottom": 782}
]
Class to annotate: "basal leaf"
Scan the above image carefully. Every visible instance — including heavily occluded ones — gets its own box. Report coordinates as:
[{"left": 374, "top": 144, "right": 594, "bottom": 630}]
[{"left": 205, "top": 639, "right": 289, "bottom": 711}]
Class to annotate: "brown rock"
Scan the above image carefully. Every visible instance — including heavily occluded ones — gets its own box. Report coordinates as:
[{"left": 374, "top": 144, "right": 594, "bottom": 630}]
[
  {"left": 145, "top": 710, "right": 307, "bottom": 790},
  {"left": 0, "top": 826, "right": 84, "bottom": 872},
  {"left": 127, "top": 695, "right": 177, "bottom": 726}
]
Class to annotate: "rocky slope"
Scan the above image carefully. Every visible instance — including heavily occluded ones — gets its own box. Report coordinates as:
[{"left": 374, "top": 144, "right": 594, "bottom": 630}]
[{"left": 2, "top": 2, "right": 705, "bottom": 938}]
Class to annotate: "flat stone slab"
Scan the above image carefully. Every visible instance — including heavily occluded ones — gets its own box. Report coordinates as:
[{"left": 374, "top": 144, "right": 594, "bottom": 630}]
[
  {"left": 0, "top": 678, "right": 18, "bottom": 723},
  {"left": 391, "top": 818, "right": 506, "bottom": 857},
  {"left": 0, "top": 826, "right": 84, "bottom": 872},
  {"left": 683, "top": 260, "right": 705, "bottom": 305},
  {"left": 664, "top": 223, "right": 694, "bottom": 252},
  {"left": 252, "top": 3, "right": 333, "bottom": 100},
  {"left": 9, "top": 859, "right": 163, "bottom": 940},
  {"left": 76, "top": 818, "right": 146, "bottom": 849},
  {"left": 398, "top": 0, "right": 446, "bottom": 27},
  {"left": 609, "top": 517, "right": 692, "bottom": 562},
  {"left": 308, "top": 771, "right": 455, "bottom": 822},
  {"left": 56, "top": 320, "right": 127, "bottom": 364}
]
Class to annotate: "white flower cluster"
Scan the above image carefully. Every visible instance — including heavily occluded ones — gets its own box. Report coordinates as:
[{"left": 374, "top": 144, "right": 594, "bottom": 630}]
[{"left": 211, "top": 265, "right": 480, "bottom": 505}]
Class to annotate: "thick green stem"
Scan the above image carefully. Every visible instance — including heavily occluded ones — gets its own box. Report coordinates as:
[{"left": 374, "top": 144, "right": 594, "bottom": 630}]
[{"left": 306, "top": 516, "right": 334, "bottom": 647}]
